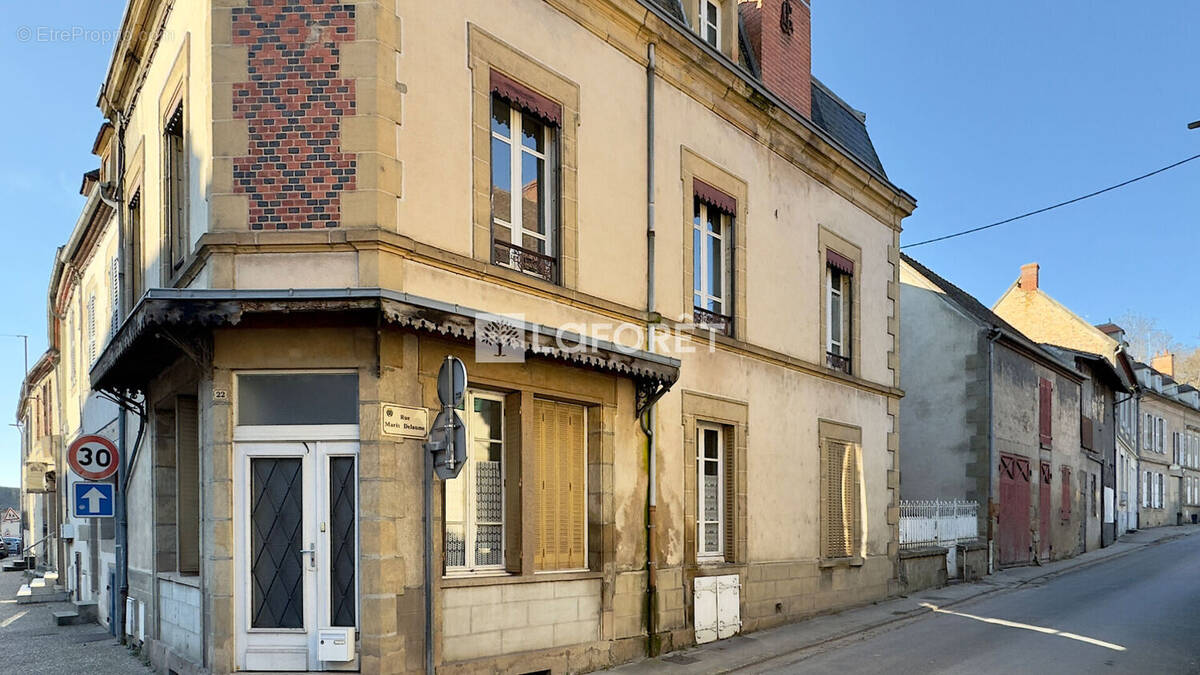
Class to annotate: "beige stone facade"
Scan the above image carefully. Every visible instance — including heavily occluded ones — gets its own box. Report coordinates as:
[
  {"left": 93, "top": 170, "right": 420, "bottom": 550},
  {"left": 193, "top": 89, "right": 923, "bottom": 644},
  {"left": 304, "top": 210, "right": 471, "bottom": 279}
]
[{"left": 31, "top": 0, "right": 916, "bottom": 673}]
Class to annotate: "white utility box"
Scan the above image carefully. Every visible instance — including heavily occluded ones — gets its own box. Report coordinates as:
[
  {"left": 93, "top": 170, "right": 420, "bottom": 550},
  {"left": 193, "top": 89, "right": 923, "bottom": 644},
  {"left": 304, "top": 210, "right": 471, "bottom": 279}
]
[
  {"left": 60, "top": 523, "right": 76, "bottom": 540},
  {"left": 319, "top": 627, "right": 355, "bottom": 662}
]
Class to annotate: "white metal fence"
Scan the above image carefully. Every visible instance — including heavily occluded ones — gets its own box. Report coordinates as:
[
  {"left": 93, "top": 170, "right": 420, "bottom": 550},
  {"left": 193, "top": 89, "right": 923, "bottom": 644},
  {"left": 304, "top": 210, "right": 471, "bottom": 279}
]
[{"left": 899, "top": 500, "right": 979, "bottom": 577}]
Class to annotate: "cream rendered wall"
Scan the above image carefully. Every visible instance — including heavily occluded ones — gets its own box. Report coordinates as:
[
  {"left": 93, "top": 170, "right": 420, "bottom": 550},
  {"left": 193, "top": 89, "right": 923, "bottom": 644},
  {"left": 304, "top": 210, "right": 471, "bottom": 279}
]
[
  {"left": 393, "top": 1, "right": 898, "bottom": 573},
  {"left": 397, "top": 0, "right": 648, "bottom": 310},
  {"left": 124, "top": 0, "right": 213, "bottom": 291}
]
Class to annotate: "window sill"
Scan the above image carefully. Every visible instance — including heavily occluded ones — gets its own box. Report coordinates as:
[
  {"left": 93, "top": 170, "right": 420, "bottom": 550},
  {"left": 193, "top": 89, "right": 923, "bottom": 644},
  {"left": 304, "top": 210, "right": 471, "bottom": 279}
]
[
  {"left": 156, "top": 571, "right": 201, "bottom": 589},
  {"left": 818, "top": 556, "right": 864, "bottom": 569},
  {"left": 440, "top": 569, "right": 602, "bottom": 589}
]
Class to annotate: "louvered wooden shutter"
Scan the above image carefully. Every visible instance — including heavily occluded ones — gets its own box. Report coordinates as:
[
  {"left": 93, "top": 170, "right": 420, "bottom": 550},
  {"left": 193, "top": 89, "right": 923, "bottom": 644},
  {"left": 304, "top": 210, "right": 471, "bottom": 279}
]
[
  {"left": 176, "top": 396, "right": 200, "bottom": 574},
  {"left": 1080, "top": 416, "right": 1093, "bottom": 450},
  {"left": 823, "top": 440, "right": 858, "bottom": 559},
  {"left": 1060, "top": 466, "right": 1071, "bottom": 520},
  {"left": 561, "top": 403, "right": 585, "bottom": 570},
  {"left": 533, "top": 399, "right": 586, "bottom": 571},
  {"left": 1038, "top": 378, "right": 1052, "bottom": 448},
  {"left": 503, "top": 392, "right": 522, "bottom": 573},
  {"left": 722, "top": 426, "right": 736, "bottom": 563},
  {"left": 534, "top": 399, "right": 555, "bottom": 569},
  {"left": 87, "top": 294, "right": 97, "bottom": 363},
  {"left": 110, "top": 257, "right": 120, "bottom": 335}
]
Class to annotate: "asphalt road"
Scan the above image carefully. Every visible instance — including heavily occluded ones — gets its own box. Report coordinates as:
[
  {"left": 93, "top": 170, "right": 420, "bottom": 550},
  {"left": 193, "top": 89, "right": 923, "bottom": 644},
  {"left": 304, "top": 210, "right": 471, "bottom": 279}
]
[{"left": 746, "top": 534, "right": 1200, "bottom": 675}]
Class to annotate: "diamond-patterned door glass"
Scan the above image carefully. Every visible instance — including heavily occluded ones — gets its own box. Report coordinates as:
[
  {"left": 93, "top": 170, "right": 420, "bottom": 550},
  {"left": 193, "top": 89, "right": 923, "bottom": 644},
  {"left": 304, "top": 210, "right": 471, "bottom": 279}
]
[
  {"left": 328, "top": 457, "right": 356, "bottom": 628},
  {"left": 251, "top": 458, "right": 304, "bottom": 629}
]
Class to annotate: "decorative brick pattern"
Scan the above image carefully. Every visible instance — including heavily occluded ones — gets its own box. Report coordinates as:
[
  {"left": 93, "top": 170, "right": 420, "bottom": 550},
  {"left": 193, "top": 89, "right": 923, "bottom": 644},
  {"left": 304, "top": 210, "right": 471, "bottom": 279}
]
[{"left": 232, "top": 0, "right": 357, "bottom": 230}]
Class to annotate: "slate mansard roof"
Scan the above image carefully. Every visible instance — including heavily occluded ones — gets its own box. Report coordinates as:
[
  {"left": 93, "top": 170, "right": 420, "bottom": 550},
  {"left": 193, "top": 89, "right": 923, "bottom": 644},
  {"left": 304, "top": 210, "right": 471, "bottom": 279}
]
[{"left": 647, "top": 0, "right": 890, "bottom": 179}]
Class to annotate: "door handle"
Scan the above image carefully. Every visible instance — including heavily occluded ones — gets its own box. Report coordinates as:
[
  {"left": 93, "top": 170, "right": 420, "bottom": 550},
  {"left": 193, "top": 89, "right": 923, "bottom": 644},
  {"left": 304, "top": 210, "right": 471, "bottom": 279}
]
[{"left": 300, "top": 544, "right": 317, "bottom": 570}]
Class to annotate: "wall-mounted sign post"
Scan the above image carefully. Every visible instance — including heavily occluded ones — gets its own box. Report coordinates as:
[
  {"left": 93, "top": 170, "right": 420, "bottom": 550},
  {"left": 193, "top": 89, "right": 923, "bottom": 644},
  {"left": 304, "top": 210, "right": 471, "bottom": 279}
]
[{"left": 423, "top": 355, "right": 467, "bottom": 675}]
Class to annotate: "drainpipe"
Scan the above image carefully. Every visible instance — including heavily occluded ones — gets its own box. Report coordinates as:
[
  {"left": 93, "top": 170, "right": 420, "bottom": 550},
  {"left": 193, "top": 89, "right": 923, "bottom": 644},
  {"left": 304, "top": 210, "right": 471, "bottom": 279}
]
[
  {"left": 98, "top": 110, "right": 129, "bottom": 643},
  {"left": 985, "top": 327, "right": 1000, "bottom": 574},
  {"left": 642, "top": 41, "right": 660, "bottom": 658}
]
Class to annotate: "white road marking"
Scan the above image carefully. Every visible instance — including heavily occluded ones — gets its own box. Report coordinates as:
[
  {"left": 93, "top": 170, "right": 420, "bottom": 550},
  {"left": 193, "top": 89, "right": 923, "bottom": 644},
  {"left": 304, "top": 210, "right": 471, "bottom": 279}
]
[
  {"left": 0, "top": 609, "right": 28, "bottom": 628},
  {"left": 918, "top": 602, "right": 1126, "bottom": 652}
]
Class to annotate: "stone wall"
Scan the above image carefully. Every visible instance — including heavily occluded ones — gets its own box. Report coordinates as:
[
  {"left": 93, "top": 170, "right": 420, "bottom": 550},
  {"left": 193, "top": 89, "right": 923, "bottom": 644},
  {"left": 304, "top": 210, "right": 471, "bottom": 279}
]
[
  {"left": 441, "top": 579, "right": 601, "bottom": 662},
  {"left": 898, "top": 547, "right": 947, "bottom": 594}
]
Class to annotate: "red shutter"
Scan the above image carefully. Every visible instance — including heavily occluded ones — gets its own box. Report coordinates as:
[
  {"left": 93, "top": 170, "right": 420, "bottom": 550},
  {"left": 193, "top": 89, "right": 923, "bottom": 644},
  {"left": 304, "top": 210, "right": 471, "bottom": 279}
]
[
  {"left": 1060, "top": 466, "right": 1071, "bottom": 520},
  {"left": 1038, "top": 378, "right": 1053, "bottom": 449}
]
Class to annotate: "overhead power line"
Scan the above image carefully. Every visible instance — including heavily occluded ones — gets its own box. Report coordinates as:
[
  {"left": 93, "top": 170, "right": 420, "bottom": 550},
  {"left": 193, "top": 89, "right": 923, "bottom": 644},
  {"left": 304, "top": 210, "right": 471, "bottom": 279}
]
[{"left": 902, "top": 152, "right": 1200, "bottom": 249}]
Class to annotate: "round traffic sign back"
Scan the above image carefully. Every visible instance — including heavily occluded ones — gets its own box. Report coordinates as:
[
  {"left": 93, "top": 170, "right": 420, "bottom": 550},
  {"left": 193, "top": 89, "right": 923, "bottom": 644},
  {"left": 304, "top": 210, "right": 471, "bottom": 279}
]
[{"left": 68, "top": 435, "right": 120, "bottom": 481}]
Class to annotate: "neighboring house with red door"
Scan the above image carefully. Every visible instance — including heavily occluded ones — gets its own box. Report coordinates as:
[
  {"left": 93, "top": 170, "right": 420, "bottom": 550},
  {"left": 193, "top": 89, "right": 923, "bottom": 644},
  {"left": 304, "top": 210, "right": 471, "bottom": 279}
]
[{"left": 899, "top": 255, "right": 1087, "bottom": 570}]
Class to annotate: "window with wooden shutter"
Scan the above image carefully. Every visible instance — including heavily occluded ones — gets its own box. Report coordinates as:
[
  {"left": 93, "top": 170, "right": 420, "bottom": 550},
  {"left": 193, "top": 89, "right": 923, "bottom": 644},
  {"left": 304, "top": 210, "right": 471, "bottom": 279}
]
[
  {"left": 1060, "top": 466, "right": 1071, "bottom": 520},
  {"left": 1038, "top": 378, "right": 1052, "bottom": 449},
  {"left": 696, "top": 423, "right": 725, "bottom": 560},
  {"left": 110, "top": 257, "right": 120, "bottom": 337},
  {"left": 444, "top": 391, "right": 506, "bottom": 574},
  {"left": 821, "top": 439, "right": 860, "bottom": 559},
  {"left": 1080, "top": 416, "right": 1093, "bottom": 450},
  {"left": 87, "top": 293, "right": 97, "bottom": 364},
  {"left": 533, "top": 398, "right": 586, "bottom": 571}
]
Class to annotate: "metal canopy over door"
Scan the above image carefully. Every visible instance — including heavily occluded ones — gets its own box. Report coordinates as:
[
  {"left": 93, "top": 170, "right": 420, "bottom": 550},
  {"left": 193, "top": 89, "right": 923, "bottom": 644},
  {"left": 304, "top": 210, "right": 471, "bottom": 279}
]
[
  {"left": 235, "top": 438, "right": 359, "bottom": 671},
  {"left": 1039, "top": 462, "right": 1052, "bottom": 561},
  {"left": 998, "top": 454, "right": 1031, "bottom": 566}
]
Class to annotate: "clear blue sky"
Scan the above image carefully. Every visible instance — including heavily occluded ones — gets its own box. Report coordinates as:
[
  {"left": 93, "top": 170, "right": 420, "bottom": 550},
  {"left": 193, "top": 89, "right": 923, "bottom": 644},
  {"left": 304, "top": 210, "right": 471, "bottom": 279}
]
[{"left": 0, "top": 3, "right": 1197, "bottom": 487}]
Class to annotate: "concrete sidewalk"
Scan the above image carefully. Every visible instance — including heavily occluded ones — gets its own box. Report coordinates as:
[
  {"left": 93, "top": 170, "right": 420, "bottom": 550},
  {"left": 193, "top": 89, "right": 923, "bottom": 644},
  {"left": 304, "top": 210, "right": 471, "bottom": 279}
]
[{"left": 608, "top": 525, "right": 1200, "bottom": 674}]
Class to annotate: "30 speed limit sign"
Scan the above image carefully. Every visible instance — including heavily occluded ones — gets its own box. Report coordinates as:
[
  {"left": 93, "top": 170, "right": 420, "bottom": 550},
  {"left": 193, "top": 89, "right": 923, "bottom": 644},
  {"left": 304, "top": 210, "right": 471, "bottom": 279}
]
[{"left": 68, "top": 435, "right": 120, "bottom": 481}]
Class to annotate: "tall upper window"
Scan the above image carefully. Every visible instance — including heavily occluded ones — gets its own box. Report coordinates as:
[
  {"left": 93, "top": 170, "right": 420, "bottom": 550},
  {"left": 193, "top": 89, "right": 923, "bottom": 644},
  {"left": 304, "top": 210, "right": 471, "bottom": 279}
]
[
  {"left": 87, "top": 292, "right": 97, "bottom": 365},
  {"left": 693, "top": 180, "right": 735, "bottom": 335},
  {"left": 164, "top": 103, "right": 187, "bottom": 278},
  {"left": 489, "top": 72, "right": 560, "bottom": 284},
  {"left": 1144, "top": 413, "right": 1153, "bottom": 450},
  {"left": 445, "top": 391, "right": 506, "bottom": 573},
  {"left": 698, "top": 0, "right": 721, "bottom": 48},
  {"left": 1155, "top": 417, "right": 1165, "bottom": 453},
  {"left": 128, "top": 192, "right": 144, "bottom": 305},
  {"left": 696, "top": 423, "right": 725, "bottom": 560},
  {"left": 825, "top": 250, "right": 854, "bottom": 374}
]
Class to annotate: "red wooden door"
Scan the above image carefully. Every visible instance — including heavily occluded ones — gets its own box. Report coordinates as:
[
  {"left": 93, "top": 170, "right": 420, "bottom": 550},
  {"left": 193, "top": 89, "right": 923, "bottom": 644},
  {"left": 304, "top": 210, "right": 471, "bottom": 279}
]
[
  {"left": 1039, "top": 462, "right": 1052, "bottom": 560},
  {"left": 998, "top": 455, "right": 1032, "bottom": 565}
]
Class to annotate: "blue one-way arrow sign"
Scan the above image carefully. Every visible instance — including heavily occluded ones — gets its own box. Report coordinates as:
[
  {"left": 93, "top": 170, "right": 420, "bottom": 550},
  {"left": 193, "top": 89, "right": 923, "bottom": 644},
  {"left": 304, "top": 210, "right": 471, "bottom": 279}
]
[{"left": 73, "top": 482, "right": 114, "bottom": 518}]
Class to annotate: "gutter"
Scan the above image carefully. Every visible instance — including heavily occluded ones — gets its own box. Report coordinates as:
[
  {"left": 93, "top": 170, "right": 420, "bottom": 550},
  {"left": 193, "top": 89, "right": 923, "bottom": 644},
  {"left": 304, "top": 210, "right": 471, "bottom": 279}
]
[
  {"left": 642, "top": 41, "right": 661, "bottom": 658},
  {"left": 985, "top": 327, "right": 1001, "bottom": 574}
]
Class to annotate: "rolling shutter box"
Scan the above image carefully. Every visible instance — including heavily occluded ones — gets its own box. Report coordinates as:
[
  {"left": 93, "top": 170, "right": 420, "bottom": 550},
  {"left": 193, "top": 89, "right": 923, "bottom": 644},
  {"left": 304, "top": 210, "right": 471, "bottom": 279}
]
[{"left": 533, "top": 399, "right": 586, "bottom": 571}]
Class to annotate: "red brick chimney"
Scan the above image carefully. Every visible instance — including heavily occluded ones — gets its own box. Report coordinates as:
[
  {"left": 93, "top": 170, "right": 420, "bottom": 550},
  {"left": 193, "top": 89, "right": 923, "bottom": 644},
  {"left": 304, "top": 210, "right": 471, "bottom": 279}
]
[
  {"left": 739, "top": 0, "right": 812, "bottom": 118},
  {"left": 1018, "top": 263, "right": 1039, "bottom": 291},
  {"left": 1152, "top": 350, "right": 1175, "bottom": 377}
]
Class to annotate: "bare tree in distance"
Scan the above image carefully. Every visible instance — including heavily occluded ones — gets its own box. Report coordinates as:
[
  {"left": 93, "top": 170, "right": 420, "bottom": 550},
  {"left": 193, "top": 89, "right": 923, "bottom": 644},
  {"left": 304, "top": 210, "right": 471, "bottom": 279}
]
[
  {"left": 1115, "top": 312, "right": 1180, "bottom": 362},
  {"left": 1115, "top": 311, "right": 1200, "bottom": 387}
]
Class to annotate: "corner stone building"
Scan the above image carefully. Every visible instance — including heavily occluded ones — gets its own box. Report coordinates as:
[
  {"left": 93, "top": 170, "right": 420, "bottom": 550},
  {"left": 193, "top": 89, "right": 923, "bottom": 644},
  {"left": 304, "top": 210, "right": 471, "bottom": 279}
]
[{"left": 83, "top": 0, "right": 914, "bottom": 672}]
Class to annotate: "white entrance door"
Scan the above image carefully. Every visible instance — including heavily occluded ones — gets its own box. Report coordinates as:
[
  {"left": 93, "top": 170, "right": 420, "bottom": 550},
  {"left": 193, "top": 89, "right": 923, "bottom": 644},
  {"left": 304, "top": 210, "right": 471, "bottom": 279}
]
[{"left": 235, "top": 439, "right": 359, "bottom": 671}]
